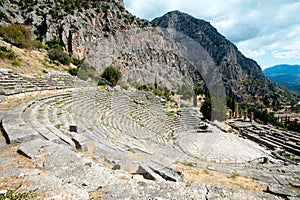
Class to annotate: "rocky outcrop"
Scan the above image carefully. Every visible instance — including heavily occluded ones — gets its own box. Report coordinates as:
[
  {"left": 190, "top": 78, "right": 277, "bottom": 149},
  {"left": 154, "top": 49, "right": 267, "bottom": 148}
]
[{"left": 152, "top": 11, "right": 295, "bottom": 103}]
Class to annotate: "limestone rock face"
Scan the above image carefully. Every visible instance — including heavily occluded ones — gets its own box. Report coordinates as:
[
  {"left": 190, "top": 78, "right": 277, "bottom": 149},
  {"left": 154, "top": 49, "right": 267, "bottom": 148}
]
[
  {"left": 152, "top": 11, "right": 294, "bottom": 103},
  {"left": 0, "top": 0, "right": 295, "bottom": 103}
]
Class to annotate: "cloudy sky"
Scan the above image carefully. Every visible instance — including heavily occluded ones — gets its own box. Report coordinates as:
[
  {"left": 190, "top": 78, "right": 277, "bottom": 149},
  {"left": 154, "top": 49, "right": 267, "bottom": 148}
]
[{"left": 124, "top": 0, "right": 300, "bottom": 69}]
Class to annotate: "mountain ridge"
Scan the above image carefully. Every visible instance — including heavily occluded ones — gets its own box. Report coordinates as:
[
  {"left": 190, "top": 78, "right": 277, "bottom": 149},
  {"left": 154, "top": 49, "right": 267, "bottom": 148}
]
[
  {"left": 263, "top": 64, "right": 300, "bottom": 93},
  {"left": 152, "top": 11, "right": 294, "bottom": 103}
]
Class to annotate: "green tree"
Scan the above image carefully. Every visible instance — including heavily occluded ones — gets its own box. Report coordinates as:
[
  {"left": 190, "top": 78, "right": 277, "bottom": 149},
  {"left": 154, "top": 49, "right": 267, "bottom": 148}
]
[
  {"left": 101, "top": 66, "right": 122, "bottom": 86},
  {"left": 48, "top": 49, "right": 71, "bottom": 65},
  {"left": 0, "top": 23, "right": 33, "bottom": 48},
  {"left": 226, "top": 96, "right": 236, "bottom": 113},
  {"left": 201, "top": 97, "right": 211, "bottom": 120},
  {"left": 45, "top": 37, "right": 63, "bottom": 50}
]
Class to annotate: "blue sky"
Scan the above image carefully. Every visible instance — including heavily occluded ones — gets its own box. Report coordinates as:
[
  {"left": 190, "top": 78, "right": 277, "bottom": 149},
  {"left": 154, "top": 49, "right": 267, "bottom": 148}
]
[{"left": 124, "top": 0, "right": 300, "bottom": 69}]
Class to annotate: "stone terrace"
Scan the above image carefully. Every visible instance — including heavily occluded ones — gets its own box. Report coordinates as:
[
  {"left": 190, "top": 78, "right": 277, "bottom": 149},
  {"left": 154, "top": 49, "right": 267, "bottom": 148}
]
[
  {"left": 0, "top": 69, "right": 92, "bottom": 103},
  {"left": 230, "top": 120, "right": 300, "bottom": 163}
]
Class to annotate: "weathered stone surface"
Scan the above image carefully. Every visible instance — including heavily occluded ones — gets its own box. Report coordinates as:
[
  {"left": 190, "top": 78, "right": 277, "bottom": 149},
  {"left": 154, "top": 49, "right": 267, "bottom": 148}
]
[
  {"left": 72, "top": 134, "right": 88, "bottom": 151},
  {"left": 206, "top": 184, "right": 281, "bottom": 200},
  {"left": 2, "top": 114, "right": 39, "bottom": 143},
  {"left": 17, "top": 138, "right": 60, "bottom": 159},
  {"left": 100, "top": 179, "right": 203, "bottom": 199},
  {"left": 0, "top": 156, "right": 13, "bottom": 167},
  {"left": 112, "top": 157, "right": 139, "bottom": 173},
  {"left": 135, "top": 163, "right": 165, "bottom": 182},
  {"left": 101, "top": 179, "right": 280, "bottom": 200},
  {"left": 114, "top": 170, "right": 131, "bottom": 180},
  {"left": 267, "top": 184, "right": 299, "bottom": 197},
  {"left": 44, "top": 183, "right": 89, "bottom": 200},
  {"left": 147, "top": 161, "right": 184, "bottom": 182},
  {"left": 43, "top": 146, "right": 114, "bottom": 191},
  {"left": 289, "top": 179, "right": 300, "bottom": 188},
  {"left": 0, "top": 165, "right": 23, "bottom": 179},
  {"left": 274, "top": 175, "right": 290, "bottom": 185},
  {"left": 27, "top": 174, "right": 62, "bottom": 192}
]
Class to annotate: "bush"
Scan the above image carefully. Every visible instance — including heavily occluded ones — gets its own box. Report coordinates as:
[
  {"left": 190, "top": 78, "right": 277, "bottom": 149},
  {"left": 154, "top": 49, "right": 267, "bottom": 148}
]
[
  {"left": 48, "top": 49, "right": 71, "bottom": 65},
  {"left": 0, "top": 23, "right": 33, "bottom": 48},
  {"left": 0, "top": 46, "right": 15, "bottom": 59},
  {"left": 101, "top": 66, "right": 122, "bottom": 86},
  {"left": 67, "top": 67, "right": 79, "bottom": 76},
  {"left": 97, "top": 79, "right": 109, "bottom": 86},
  {"left": 45, "top": 37, "right": 63, "bottom": 51},
  {"left": 11, "top": 59, "right": 21, "bottom": 66},
  {"left": 201, "top": 97, "right": 211, "bottom": 120},
  {"left": 0, "top": 11, "right": 10, "bottom": 22}
]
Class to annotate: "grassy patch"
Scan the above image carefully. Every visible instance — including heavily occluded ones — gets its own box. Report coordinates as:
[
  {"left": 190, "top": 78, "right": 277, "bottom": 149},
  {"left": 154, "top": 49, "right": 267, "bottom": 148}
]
[
  {"left": 0, "top": 189, "right": 35, "bottom": 200},
  {"left": 40, "top": 59, "right": 54, "bottom": 69},
  {"left": 229, "top": 173, "right": 241, "bottom": 179},
  {"left": 0, "top": 46, "right": 15, "bottom": 59},
  {"left": 182, "top": 162, "right": 197, "bottom": 167},
  {"left": 98, "top": 85, "right": 106, "bottom": 91},
  {"left": 11, "top": 59, "right": 21, "bottom": 66},
  {"left": 166, "top": 112, "right": 176, "bottom": 117}
]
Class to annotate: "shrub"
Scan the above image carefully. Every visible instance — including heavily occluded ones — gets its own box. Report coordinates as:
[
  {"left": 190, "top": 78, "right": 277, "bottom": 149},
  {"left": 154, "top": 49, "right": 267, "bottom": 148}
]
[
  {"left": 97, "top": 79, "right": 109, "bottom": 86},
  {"left": 200, "top": 97, "right": 211, "bottom": 120},
  {"left": 67, "top": 67, "right": 79, "bottom": 76},
  {"left": 11, "top": 59, "right": 21, "bottom": 66},
  {"left": 33, "top": 40, "right": 45, "bottom": 49},
  {"left": 153, "top": 89, "right": 163, "bottom": 96},
  {"left": 45, "top": 37, "right": 63, "bottom": 51},
  {"left": 0, "top": 46, "right": 15, "bottom": 59},
  {"left": 0, "top": 23, "right": 33, "bottom": 48},
  {"left": 0, "top": 11, "right": 10, "bottom": 22},
  {"left": 101, "top": 66, "right": 122, "bottom": 86},
  {"left": 48, "top": 49, "right": 71, "bottom": 65}
]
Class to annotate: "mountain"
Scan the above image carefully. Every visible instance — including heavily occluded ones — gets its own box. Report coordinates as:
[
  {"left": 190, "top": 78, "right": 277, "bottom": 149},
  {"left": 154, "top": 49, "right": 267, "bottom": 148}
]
[
  {"left": 263, "top": 64, "right": 300, "bottom": 93},
  {"left": 152, "top": 11, "right": 295, "bottom": 104},
  {"left": 0, "top": 1, "right": 296, "bottom": 105}
]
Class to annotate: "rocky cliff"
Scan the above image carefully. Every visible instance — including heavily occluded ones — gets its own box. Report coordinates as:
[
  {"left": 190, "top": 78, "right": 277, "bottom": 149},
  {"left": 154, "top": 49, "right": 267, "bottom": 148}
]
[
  {"left": 0, "top": 0, "right": 296, "bottom": 104},
  {"left": 152, "top": 11, "right": 295, "bottom": 103}
]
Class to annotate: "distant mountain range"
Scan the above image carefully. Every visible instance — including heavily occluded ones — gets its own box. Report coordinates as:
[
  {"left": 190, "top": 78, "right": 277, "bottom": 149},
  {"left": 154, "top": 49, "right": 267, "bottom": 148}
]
[{"left": 263, "top": 64, "right": 300, "bottom": 93}]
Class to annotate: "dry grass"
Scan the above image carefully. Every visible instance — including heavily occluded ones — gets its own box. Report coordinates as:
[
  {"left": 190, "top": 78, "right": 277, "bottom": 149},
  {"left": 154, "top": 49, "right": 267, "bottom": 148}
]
[
  {"left": 0, "top": 145, "right": 36, "bottom": 192},
  {"left": 0, "top": 39, "right": 69, "bottom": 75},
  {"left": 89, "top": 190, "right": 104, "bottom": 200},
  {"left": 172, "top": 164, "right": 266, "bottom": 192}
]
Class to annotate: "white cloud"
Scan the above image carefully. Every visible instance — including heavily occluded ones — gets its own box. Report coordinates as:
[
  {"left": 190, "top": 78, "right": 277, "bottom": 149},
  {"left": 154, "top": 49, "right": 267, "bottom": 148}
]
[
  {"left": 124, "top": 0, "right": 300, "bottom": 66},
  {"left": 273, "top": 51, "right": 300, "bottom": 59}
]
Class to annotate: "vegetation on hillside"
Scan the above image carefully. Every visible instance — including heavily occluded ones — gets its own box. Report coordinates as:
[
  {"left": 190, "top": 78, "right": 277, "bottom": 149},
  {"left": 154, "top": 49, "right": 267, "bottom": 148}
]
[
  {"left": 0, "top": 46, "right": 15, "bottom": 59},
  {"left": 101, "top": 66, "right": 122, "bottom": 86},
  {"left": 240, "top": 103, "right": 300, "bottom": 133},
  {"left": 0, "top": 23, "right": 43, "bottom": 49}
]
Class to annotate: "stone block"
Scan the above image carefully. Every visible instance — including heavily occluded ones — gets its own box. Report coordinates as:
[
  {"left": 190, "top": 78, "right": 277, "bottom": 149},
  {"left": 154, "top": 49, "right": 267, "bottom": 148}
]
[{"left": 72, "top": 134, "right": 87, "bottom": 151}]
